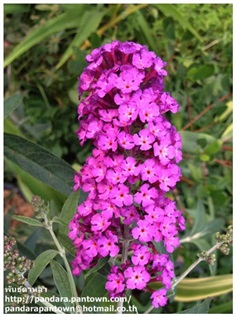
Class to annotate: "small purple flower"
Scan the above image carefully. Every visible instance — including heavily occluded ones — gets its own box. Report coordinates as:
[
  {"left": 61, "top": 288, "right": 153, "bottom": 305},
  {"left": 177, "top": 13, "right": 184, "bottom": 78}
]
[
  {"left": 111, "top": 184, "right": 133, "bottom": 207},
  {"left": 118, "top": 131, "right": 135, "bottom": 150},
  {"left": 131, "top": 245, "right": 151, "bottom": 266},
  {"left": 133, "top": 129, "right": 155, "bottom": 151},
  {"left": 98, "top": 232, "right": 119, "bottom": 257},
  {"left": 124, "top": 266, "right": 150, "bottom": 290},
  {"left": 134, "top": 184, "right": 158, "bottom": 207},
  {"left": 106, "top": 269, "right": 125, "bottom": 297},
  {"left": 151, "top": 289, "right": 168, "bottom": 308},
  {"left": 115, "top": 66, "right": 144, "bottom": 93}
]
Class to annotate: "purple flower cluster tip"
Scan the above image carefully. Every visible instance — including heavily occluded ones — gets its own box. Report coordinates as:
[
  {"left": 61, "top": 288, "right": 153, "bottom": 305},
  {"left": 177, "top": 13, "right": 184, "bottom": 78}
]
[{"left": 69, "top": 40, "right": 185, "bottom": 309}]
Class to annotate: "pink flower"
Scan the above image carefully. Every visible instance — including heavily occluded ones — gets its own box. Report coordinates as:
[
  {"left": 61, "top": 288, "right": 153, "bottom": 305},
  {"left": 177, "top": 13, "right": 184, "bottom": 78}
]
[
  {"left": 91, "top": 213, "right": 111, "bottom": 232},
  {"left": 115, "top": 66, "right": 144, "bottom": 93},
  {"left": 98, "top": 232, "right": 119, "bottom": 257},
  {"left": 124, "top": 266, "right": 150, "bottom": 290},
  {"left": 134, "top": 184, "right": 158, "bottom": 207},
  {"left": 133, "top": 129, "right": 155, "bottom": 151},
  {"left": 71, "top": 40, "right": 184, "bottom": 308},
  {"left": 140, "top": 158, "right": 158, "bottom": 183},
  {"left": 106, "top": 269, "right": 125, "bottom": 297},
  {"left": 118, "top": 131, "right": 135, "bottom": 150},
  {"left": 151, "top": 289, "right": 168, "bottom": 308},
  {"left": 111, "top": 184, "right": 133, "bottom": 207}
]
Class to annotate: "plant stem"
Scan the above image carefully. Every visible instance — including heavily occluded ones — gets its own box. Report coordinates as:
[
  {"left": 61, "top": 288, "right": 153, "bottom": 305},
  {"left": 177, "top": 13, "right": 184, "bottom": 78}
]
[
  {"left": 172, "top": 241, "right": 223, "bottom": 289},
  {"left": 44, "top": 218, "right": 80, "bottom": 312},
  {"left": 117, "top": 225, "right": 130, "bottom": 314},
  {"left": 144, "top": 241, "right": 224, "bottom": 314}
]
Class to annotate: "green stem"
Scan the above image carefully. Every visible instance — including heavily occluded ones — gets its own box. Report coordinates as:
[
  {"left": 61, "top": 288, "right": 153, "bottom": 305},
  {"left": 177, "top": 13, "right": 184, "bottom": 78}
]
[
  {"left": 172, "top": 241, "right": 223, "bottom": 289},
  {"left": 144, "top": 241, "right": 224, "bottom": 314},
  {"left": 117, "top": 225, "right": 130, "bottom": 314},
  {"left": 44, "top": 218, "right": 79, "bottom": 310}
]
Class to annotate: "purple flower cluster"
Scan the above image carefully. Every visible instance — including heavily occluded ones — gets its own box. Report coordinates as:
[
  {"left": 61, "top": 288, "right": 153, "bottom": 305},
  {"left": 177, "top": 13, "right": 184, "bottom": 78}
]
[{"left": 69, "top": 40, "right": 185, "bottom": 309}]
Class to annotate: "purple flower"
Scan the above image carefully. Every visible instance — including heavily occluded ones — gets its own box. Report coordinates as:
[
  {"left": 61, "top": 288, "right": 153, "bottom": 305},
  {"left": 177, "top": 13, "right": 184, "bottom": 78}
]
[
  {"left": 124, "top": 266, "right": 150, "bottom": 290},
  {"left": 117, "top": 131, "right": 135, "bottom": 150},
  {"left": 133, "top": 129, "right": 155, "bottom": 151},
  {"left": 111, "top": 184, "right": 133, "bottom": 207},
  {"left": 98, "top": 232, "right": 119, "bottom": 257},
  {"left": 106, "top": 268, "right": 125, "bottom": 297},
  {"left": 131, "top": 245, "right": 151, "bottom": 266},
  {"left": 140, "top": 158, "right": 158, "bottom": 183},
  {"left": 134, "top": 184, "right": 158, "bottom": 207},
  {"left": 115, "top": 66, "right": 144, "bottom": 93},
  {"left": 151, "top": 289, "right": 168, "bottom": 308},
  {"left": 70, "top": 40, "right": 185, "bottom": 309},
  {"left": 132, "top": 220, "right": 153, "bottom": 242}
]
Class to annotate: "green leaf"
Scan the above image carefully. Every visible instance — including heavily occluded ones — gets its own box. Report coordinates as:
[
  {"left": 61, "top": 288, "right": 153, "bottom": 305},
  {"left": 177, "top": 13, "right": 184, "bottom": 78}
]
[
  {"left": 50, "top": 260, "right": 73, "bottom": 308},
  {"left": 155, "top": 4, "right": 203, "bottom": 42},
  {"left": 4, "top": 94, "right": 24, "bottom": 119},
  {"left": 4, "top": 7, "right": 87, "bottom": 67},
  {"left": 176, "top": 298, "right": 212, "bottom": 314},
  {"left": 180, "top": 131, "right": 218, "bottom": 155},
  {"left": 135, "top": 10, "right": 157, "bottom": 52},
  {"left": 4, "top": 4, "right": 30, "bottom": 14},
  {"left": 208, "top": 300, "right": 232, "bottom": 314},
  {"left": 59, "top": 190, "right": 80, "bottom": 234},
  {"left": 12, "top": 215, "right": 44, "bottom": 227},
  {"left": 181, "top": 218, "right": 224, "bottom": 244},
  {"left": 81, "top": 272, "right": 116, "bottom": 311},
  {"left": 174, "top": 275, "right": 232, "bottom": 302},
  {"left": 56, "top": 9, "right": 106, "bottom": 69},
  {"left": 28, "top": 250, "right": 59, "bottom": 285},
  {"left": 4, "top": 133, "right": 74, "bottom": 196},
  {"left": 187, "top": 64, "right": 215, "bottom": 81}
]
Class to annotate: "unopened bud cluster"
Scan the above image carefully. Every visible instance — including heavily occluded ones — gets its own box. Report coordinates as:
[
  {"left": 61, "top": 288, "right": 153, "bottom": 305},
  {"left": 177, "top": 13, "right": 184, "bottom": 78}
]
[
  {"left": 4, "top": 236, "right": 33, "bottom": 285},
  {"left": 31, "top": 195, "right": 49, "bottom": 219},
  {"left": 198, "top": 251, "right": 216, "bottom": 266},
  {"left": 215, "top": 225, "right": 233, "bottom": 255}
]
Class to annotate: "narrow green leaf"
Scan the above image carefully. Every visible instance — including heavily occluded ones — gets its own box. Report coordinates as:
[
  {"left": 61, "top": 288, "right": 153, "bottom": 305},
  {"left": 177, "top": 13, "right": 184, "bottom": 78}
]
[
  {"left": 28, "top": 250, "right": 59, "bottom": 285},
  {"left": 59, "top": 190, "right": 80, "bottom": 234},
  {"left": 4, "top": 7, "right": 87, "bottom": 67},
  {"left": 12, "top": 215, "right": 44, "bottom": 227},
  {"left": 4, "top": 94, "right": 24, "bottom": 119},
  {"left": 50, "top": 260, "right": 73, "bottom": 308},
  {"left": 4, "top": 133, "right": 74, "bottom": 196},
  {"left": 135, "top": 10, "right": 157, "bottom": 52},
  {"left": 56, "top": 9, "right": 106, "bottom": 69},
  {"left": 174, "top": 275, "right": 233, "bottom": 302},
  {"left": 176, "top": 298, "right": 212, "bottom": 314},
  {"left": 155, "top": 4, "right": 202, "bottom": 42}
]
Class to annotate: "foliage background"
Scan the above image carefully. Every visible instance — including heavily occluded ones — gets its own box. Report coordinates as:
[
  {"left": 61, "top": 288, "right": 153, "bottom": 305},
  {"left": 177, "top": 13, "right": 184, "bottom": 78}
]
[{"left": 4, "top": 3, "right": 232, "bottom": 314}]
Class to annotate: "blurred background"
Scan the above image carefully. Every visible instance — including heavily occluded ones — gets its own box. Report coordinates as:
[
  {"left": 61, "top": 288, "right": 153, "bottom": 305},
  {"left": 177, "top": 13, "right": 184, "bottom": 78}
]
[{"left": 4, "top": 3, "right": 232, "bottom": 313}]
